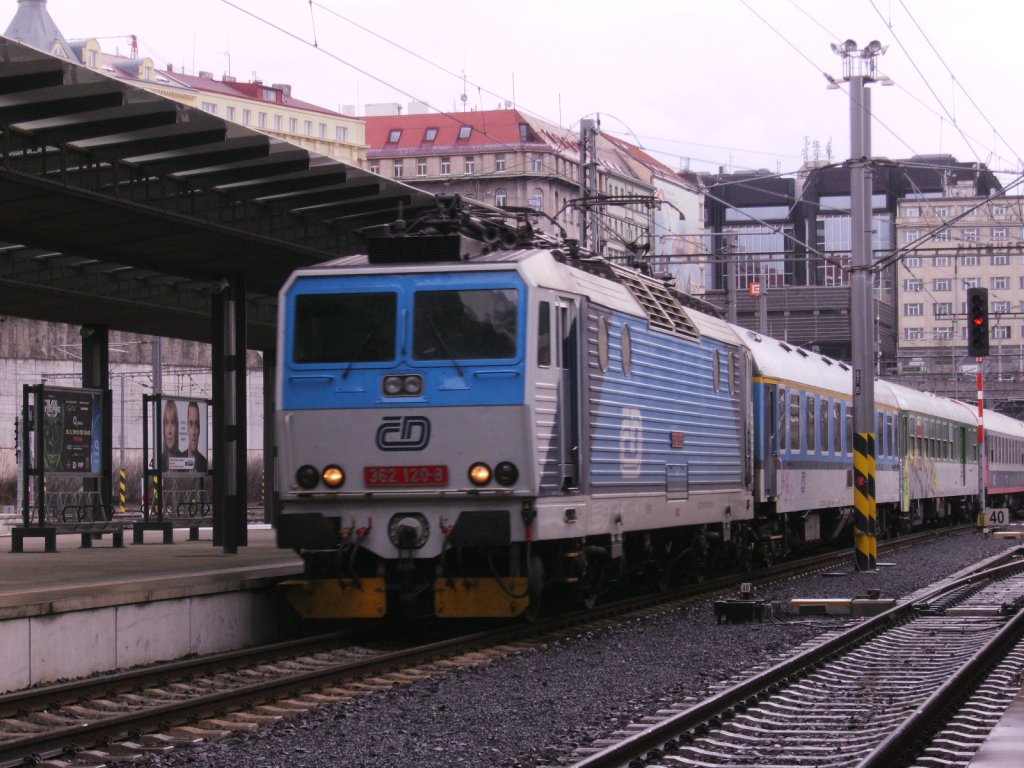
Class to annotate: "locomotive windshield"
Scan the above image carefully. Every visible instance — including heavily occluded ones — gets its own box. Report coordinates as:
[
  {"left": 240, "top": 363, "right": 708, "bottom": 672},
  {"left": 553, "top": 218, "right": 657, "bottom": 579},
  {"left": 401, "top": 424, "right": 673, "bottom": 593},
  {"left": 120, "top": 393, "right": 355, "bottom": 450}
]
[
  {"left": 293, "top": 292, "right": 397, "bottom": 363},
  {"left": 413, "top": 289, "right": 518, "bottom": 360}
]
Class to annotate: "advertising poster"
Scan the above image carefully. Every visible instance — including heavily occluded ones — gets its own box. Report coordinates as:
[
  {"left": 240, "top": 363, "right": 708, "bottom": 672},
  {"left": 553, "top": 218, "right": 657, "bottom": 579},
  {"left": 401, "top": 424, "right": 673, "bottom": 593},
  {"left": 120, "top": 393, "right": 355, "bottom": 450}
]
[
  {"left": 158, "top": 398, "right": 210, "bottom": 473},
  {"left": 41, "top": 388, "right": 103, "bottom": 474}
]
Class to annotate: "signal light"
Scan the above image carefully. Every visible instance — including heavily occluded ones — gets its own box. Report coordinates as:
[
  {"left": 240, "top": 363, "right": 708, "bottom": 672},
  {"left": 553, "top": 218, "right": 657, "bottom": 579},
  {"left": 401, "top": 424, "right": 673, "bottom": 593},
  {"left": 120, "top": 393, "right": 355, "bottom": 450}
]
[{"left": 967, "top": 287, "right": 990, "bottom": 357}]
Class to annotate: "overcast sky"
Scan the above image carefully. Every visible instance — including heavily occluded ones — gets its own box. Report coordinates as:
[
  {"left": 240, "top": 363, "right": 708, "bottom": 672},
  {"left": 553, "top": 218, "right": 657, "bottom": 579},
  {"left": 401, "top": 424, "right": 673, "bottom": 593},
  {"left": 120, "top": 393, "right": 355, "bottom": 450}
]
[{"left": 19, "top": 0, "right": 1024, "bottom": 181}]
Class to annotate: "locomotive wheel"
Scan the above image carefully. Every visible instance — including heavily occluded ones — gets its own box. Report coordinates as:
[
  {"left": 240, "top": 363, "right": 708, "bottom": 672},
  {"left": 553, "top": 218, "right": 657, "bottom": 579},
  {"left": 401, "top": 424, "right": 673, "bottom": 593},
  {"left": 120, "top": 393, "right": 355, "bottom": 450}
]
[{"left": 522, "top": 554, "right": 545, "bottom": 622}]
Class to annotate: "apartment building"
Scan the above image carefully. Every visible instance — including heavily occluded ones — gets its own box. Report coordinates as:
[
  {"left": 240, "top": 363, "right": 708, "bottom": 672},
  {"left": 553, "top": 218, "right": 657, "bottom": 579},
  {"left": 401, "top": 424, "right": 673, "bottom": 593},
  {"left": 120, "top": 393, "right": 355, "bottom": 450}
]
[
  {"left": 896, "top": 187, "right": 1024, "bottom": 378},
  {"left": 363, "top": 108, "right": 699, "bottom": 268}
]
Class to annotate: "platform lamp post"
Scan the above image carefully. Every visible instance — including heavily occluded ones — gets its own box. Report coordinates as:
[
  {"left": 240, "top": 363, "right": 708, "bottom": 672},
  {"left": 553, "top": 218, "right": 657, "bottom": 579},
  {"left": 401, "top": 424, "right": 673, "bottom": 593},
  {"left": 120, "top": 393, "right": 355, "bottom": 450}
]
[{"left": 831, "top": 38, "right": 891, "bottom": 572}]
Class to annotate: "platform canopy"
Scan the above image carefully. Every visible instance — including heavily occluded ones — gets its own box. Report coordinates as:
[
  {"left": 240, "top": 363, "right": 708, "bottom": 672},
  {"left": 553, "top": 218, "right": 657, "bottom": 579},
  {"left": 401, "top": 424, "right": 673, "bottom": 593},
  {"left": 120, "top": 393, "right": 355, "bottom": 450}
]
[{"left": 0, "top": 36, "right": 442, "bottom": 349}]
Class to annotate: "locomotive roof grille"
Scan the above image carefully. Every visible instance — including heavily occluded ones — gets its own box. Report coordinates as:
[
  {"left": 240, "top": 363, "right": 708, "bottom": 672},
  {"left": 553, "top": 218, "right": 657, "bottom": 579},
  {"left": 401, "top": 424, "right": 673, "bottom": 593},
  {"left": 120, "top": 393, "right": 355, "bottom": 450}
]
[
  {"left": 367, "top": 234, "right": 469, "bottom": 264},
  {"left": 609, "top": 264, "right": 701, "bottom": 340}
]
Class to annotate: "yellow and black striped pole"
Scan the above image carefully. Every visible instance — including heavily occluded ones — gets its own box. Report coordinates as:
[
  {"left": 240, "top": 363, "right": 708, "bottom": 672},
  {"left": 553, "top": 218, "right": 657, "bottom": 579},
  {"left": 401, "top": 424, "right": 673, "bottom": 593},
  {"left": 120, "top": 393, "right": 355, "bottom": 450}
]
[
  {"left": 853, "top": 432, "right": 877, "bottom": 571},
  {"left": 118, "top": 468, "right": 126, "bottom": 516}
]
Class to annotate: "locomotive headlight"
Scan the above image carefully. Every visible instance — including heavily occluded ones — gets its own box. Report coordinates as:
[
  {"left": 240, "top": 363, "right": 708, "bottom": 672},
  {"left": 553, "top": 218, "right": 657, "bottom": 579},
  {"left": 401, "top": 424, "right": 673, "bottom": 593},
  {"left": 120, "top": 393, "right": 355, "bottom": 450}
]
[
  {"left": 296, "top": 464, "right": 320, "bottom": 489},
  {"left": 321, "top": 465, "right": 345, "bottom": 488},
  {"left": 382, "top": 374, "right": 423, "bottom": 396},
  {"left": 468, "top": 462, "right": 492, "bottom": 486},
  {"left": 388, "top": 513, "right": 429, "bottom": 549},
  {"left": 495, "top": 461, "right": 519, "bottom": 486}
]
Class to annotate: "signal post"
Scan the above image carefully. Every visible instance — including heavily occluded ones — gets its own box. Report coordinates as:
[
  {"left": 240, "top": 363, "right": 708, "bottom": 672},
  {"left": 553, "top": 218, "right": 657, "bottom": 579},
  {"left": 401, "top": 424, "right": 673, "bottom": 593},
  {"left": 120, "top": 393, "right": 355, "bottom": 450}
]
[{"left": 967, "top": 287, "right": 990, "bottom": 520}]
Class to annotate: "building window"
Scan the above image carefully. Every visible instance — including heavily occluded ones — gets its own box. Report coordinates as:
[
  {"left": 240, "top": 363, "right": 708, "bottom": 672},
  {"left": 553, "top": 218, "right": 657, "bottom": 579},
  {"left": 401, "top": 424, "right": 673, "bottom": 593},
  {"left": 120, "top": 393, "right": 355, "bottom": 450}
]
[
  {"left": 440, "top": 157, "right": 451, "bottom": 175},
  {"left": 495, "top": 154, "right": 506, "bottom": 173},
  {"left": 319, "top": 123, "right": 327, "bottom": 139},
  {"left": 934, "top": 327, "right": 954, "bottom": 340},
  {"left": 994, "top": 204, "right": 1009, "bottom": 217},
  {"left": 932, "top": 206, "right": 948, "bottom": 218},
  {"left": 495, "top": 189, "right": 507, "bottom": 207},
  {"left": 226, "top": 106, "right": 235, "bottom": 121},
  {"left": 964, "top": 228, "right": 980, "bottom": 242},
  {"left": 934, "top": 228, "right": 951, "bottom": 242},
  {"left": 904, "top": 303, "right": 923, "bottom": 317},
  {"left": 992, "top": 253, "right": 1009, "bottom": 265},
  {"left": 993, "top": 228, "right": 1008, "bottom": 240},
  {"left": 416, "top": 159, "right": 427, "bottom": 177},
  {"left": 519, "top": 123, "right": 529, "bottom": 143},
  {"left": 464, "top": 156, "right": 475, "bottom": 174},
  {"left": 242, "top": 109, "right": 251, "bottom": 126},
  {"left": 424, "top": 127, "right": 438, "bottom": 143},
  {"left": 387, "top": 128, "right": 402, "bottom": 143},
  {"left": 933, "top": 278, "right": 952, "bottom": 292},
  {"left": 993, "top": 301, "right": 1011, "bottom": 313},
  {"left": 532, "top": 153, "right": 543, "bottom": 172},
  {"left": 962, "top": 255, "right": 979, "bottom": 267},
  {"left": 258, "top": 112, "right": 267, "bottom": 128},
  {"left": 903, "top": 279, "right": 923, "bottom": 292},
  {"left": 289, "top": 117, "right": 297, "bottom": 133},
  {"left": 370, "top": 160, "right": 380, "bottom": 175},
  {"left": 393, "top": 160, "right": 404, "bottom": 178},
  {"left": 904, "top": 206, "right": 920, "bottom": 218},
  {"left": 904, "top": 256, "right": 921, "bottom": 267},
  {"left": 904, "top": 230, "right": 920, "bottom": 244},
  {"left": 201, "top": 102, "right": 217, "bottom": 114},
  {"left": 335, "top": 126, "right": 347, "bottom": 142},
  {"left": 933, "top": 302, "right": 953, "bottom": 317},
  {"left": 905, "top": 327, "right": 924, "bottom": 341},
  {"left": 963, "top": 277, "right": 980, "bottom": 289},
  {"left": 274, "top": 115, "right": 283, "bottom": 130},
  {"left": 262, "top": 88, "right": 276, "bottom": 101},
  {"left": 934, "top": 255, "right": 951, "bottom": 267},
  {"left": 992, "top": 276, "right": 1010, "bottom": 290},
  {"left": 993, "top": 325, "right": 1012, "bottom": 340},
  {"left": 304, "top": 120, "right": 312, "bottom": 136},
  {"left": 458, "top": 125, "right": 472, "bottom": 140}
]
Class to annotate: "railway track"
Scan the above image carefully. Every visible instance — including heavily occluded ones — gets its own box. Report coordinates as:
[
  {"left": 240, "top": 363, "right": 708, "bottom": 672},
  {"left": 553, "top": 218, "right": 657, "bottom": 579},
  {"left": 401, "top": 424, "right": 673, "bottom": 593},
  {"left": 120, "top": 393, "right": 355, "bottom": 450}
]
[
  {"left": 0, "top": 527, "right": 988, "bottom": 768},
  {"left": 560, "top": 546, "right": 1024, "bottom": 768}
]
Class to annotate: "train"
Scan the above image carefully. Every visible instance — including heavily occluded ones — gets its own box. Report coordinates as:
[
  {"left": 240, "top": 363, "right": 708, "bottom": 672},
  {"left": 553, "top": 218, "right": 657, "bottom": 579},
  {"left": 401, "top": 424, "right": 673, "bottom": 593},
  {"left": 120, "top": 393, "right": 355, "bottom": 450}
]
[{"left": 273, "top": 197, "right": 1024, "bottom": 620}]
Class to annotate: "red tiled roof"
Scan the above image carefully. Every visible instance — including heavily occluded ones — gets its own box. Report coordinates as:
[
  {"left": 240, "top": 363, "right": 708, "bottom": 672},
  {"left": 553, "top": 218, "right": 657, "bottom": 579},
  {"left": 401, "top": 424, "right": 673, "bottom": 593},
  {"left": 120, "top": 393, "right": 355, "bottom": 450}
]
[{"left": 365, "top": 109, "right": 538, "bottom": 151}]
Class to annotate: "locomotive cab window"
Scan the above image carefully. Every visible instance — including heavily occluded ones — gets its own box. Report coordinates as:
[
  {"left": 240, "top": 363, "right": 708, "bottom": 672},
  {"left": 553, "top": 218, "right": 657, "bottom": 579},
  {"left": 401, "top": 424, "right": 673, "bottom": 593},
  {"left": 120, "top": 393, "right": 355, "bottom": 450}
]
[
  {"left": 413, "top": 289, "right": 518, "bottom": 360},
  {"left": 293, "top": 292, "right": 396, "bottom": 364},
  {"left": 538, "top": 301, "right": 551, "bottom": 367}
]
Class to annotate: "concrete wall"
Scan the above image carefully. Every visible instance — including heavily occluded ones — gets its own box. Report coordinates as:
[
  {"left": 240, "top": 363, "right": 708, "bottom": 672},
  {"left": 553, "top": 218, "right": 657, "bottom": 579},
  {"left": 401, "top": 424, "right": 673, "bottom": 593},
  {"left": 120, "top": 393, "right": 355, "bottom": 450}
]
[{"left": 0, "top": 588, "right": 286, "bottom": 692}]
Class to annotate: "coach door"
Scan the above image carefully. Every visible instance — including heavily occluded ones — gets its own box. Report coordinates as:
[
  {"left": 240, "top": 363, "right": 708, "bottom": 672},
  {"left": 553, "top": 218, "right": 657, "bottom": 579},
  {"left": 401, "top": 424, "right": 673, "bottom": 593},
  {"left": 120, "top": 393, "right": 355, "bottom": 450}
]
[
  {"left": 555, "top": 297, "right": 581, "bottom": 490},
  {"left": 763, "top": 385, "right": 778, "bottom": 498}
]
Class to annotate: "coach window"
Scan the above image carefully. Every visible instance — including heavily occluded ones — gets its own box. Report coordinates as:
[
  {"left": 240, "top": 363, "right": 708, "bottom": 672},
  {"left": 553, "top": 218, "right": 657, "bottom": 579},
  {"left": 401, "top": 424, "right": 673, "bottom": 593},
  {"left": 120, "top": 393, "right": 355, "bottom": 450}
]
[
  {"left": 806, "top": 396, "right": 816, "bottom": 453},
  {"left": 833, "top": 402, "right": 842, "bottom": 454},
  {"left": 621, "top": 323, "right": 633, "bottom": 375},
  {"left": 778, "top": 389, "right": 788, "bottom": 452},
  {"left": 820, "top": 398, "right": 830, "bottom": 454},
  {"left": 790, "top": 392, "right": 801, "bottom": 452},
  {"left": 597, "top": 316, "right": 609, "bottom": 372},
  {"left": 537, "top": 301, "right": 551, "bottom": 367},
  {"left": 846, "top": 408, "right": 853, "bottom": 456}
]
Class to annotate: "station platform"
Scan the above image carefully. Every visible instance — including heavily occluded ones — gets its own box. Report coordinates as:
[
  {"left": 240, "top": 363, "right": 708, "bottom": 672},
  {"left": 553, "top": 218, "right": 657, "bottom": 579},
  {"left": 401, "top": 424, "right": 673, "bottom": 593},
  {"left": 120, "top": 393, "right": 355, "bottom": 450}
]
[
  {"left": 968, "top": 682, "right": 1024, "bottom": 767},
  {"left": 0, "top": 524, "right": 303, "bottom": 693}
]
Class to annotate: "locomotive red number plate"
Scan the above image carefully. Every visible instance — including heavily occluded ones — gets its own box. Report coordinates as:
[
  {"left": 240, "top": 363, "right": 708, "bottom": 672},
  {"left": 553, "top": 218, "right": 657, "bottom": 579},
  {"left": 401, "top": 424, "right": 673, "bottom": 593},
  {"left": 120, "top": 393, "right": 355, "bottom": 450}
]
[{"left": 364, "top": 465, "right": 449, "bottom": 486}]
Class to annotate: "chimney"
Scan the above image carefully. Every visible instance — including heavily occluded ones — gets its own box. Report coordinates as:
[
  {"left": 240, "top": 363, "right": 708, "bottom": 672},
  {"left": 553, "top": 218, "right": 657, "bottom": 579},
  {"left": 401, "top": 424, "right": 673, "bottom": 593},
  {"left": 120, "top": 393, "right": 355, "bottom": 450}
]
[
  {"left": 272, "top": 83, "right": 292, "bottom": 97},
  {"left": 198, "top": 70, "right": 213, "bottom": 79},
  {"left": 166, "top": 63, "right": 174, "bottom": 72}
]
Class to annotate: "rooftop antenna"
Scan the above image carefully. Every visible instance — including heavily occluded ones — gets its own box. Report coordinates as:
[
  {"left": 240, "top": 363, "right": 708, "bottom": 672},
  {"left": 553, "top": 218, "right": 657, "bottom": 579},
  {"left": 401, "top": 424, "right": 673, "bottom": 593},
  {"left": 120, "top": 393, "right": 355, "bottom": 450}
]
[{"left": 460, "top": 69, "right": 468, "bottom": 112}]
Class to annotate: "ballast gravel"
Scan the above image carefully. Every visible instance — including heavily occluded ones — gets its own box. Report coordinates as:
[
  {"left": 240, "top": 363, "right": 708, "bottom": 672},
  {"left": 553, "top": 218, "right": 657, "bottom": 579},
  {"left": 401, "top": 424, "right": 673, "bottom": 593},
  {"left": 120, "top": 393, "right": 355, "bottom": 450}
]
[{"left": 143, "top": 532, "right": 1017, "bottom": 768}]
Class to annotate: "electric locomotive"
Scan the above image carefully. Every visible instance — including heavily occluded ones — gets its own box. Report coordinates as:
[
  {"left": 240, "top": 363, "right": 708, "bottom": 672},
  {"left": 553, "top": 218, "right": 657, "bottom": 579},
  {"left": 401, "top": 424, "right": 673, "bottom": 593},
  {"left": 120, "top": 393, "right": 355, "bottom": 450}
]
[{"left": 276, "top": 199, "right": 766, "bottom": 619}]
